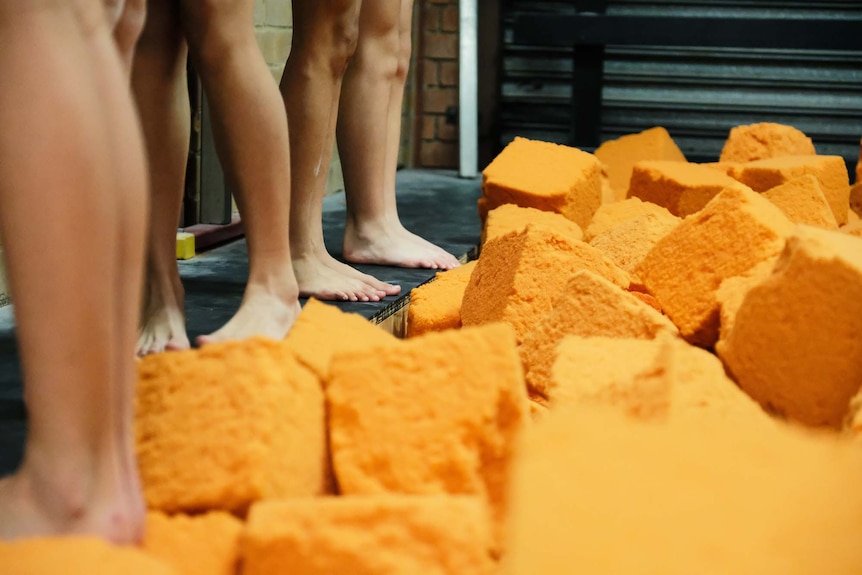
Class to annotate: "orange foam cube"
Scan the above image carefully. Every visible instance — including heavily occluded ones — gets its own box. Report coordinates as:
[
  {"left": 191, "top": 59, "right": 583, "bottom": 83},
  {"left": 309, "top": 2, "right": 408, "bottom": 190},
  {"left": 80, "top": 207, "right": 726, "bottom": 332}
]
[
  {"left": 461, "top": 225, "right": 630, "bottom": 343},
  {"left": 717, "top": 226, "right": 862, "bottom": 428},
  {"left": 242, "top": 497, "right": 495, "bottom": 575},
  {"left": 505, "top": 408, "right": 862, "bottom": 575},
  {"left": 143, "top": 512, "right": 242, "bottom": 575},
  {"left": 637, "top": 185, "right": 793, "bottom": 347},
  {"left": 481, "top": 137, "right": 602, "bottom": 229},
  {"left": 715, "top": 259, "right": 776, "bottom": 339},
  {"left": 549, "top": 335, "right": 766, "bottom": 423},
  {"left": 588, "top": 213, "right": 680, "bottom": 284},
  {"left": 628, "top": 160, "right": 747, "bottom": 217},
  {"left": 136, "top": 337, "right": 329, "bottom": 514},
  {"left": 327, "top": 323, "right": 528, "bottom": 542},
  {"left": 284, "top": 298, "right": 396, "bottom": 380},
  {"left": 841, "top": 219, "right": 862, "bottom": 238},
  {"left": 407, "top": 261, "right": 477, "bottom": 337},
  {"left": 0, "top": 538, "right": 176, "bottom": 575},
  {"left": 519, "top": 270, "right": 677, "bottom": 401},
  {"left": 483, "top": 203, "right": 583, "bottom": 246},
  {"left": 762, "top": 174, "right": 838, "bottom": 229},
  {"left": 719, "top": 122, "right": 816, "bottom": 163},
  {"left": 584, "top": 196, "right": 678, "bottom": 241},
  {"left": 730, "top": 155, "right": 850, "bottom": 225},
  {"left": 594, "top": 126, "right": 687, "bottom": 201}
]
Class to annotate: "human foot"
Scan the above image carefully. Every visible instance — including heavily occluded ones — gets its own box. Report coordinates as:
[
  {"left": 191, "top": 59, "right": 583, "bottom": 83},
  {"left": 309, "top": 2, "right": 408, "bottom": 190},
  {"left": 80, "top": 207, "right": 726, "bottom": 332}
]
[
  {"left": 292, "top": 252, "right": 401, "bottom": 302},
  {"left": 196, "top": 284, "right": 303, "bottom": 347},
  {"left": 343, "top": 220, "right": 461, "bottom": 270},
  {"left": 137, "top": 269, "right": 189, "bottom": 356},
  {"left": 0, "top": 467, "right": 144, "bottom": 544}
]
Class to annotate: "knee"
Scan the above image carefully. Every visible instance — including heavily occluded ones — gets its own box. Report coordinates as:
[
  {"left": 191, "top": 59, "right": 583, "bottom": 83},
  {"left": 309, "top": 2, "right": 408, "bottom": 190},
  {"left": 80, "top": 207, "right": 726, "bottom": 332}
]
[
  {"left": 292, "top": 3, "right": 361, "bottom": 78},
  {"left": 182, "top": 0, "right": 251, "bottom": 66},
  {"left": 394, "top": 35, "right": 412, "bottom": 82}
]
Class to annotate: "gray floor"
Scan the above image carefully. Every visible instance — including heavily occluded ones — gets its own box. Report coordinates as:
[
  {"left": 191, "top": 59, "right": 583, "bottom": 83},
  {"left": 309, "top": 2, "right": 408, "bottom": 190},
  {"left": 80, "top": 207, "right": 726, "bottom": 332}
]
[{"left": 0, "top": 169, "right": 482, "bottom": 475}]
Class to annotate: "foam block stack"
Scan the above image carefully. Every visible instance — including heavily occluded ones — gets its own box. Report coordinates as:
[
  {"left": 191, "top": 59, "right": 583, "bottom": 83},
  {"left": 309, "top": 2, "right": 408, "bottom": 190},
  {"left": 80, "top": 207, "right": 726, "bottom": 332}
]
[{"left": 13, "top": 122, "right": 862, "bottom": 575}]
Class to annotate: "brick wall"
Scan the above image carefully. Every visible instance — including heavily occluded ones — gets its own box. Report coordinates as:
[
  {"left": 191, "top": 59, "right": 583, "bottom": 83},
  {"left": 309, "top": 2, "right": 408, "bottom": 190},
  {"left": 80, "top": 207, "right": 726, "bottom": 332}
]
[{"left": 417, "top": 0, "right": 459, "bottom": 169}]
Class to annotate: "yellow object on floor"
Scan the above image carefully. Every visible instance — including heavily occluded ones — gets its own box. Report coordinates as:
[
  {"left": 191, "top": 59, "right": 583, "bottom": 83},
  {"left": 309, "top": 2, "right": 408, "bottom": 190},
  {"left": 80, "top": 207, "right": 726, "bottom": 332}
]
[{"left": 176, "top": 232, "right": 195, "bottom": 260}]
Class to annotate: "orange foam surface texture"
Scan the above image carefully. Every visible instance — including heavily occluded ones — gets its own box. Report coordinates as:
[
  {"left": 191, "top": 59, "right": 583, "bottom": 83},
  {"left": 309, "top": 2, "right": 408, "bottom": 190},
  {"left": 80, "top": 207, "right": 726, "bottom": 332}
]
[
  {"left": 637, "top": 185, "right": 792, "bottom": 347},
  {"left": 519, "top": 270, "right": 677, "bottom": 401},
  {"left": 730, "top": 154, "right": 850, "bottom": 225},
  {"left": 762, "top": 174, "right": 838, "bottom": 229},
  {"left": 482, "top": 203, "right": 583, "bottom": 246},
  {"left": 326, "top": 323, "right": 528, "bottom": 543},
  {"left": 407, "top": 261, "right": 477, "bottom": 337},
  {"left": 136, "top": 337, "right": 329, "bottom": 514},
  {"left": 284, "top": 298, "right": 396, "bottom": 381},
  {"left": 549, "top": 335, "right": 767, "bottom": 424},
  {"left": 481, "top": 136, "right": 602, "bottom": 229},
  {"left": 505, "top": 407, "right": 862, "bottom": 575},
  {"left": 719, "top": 122, "right": 816, "bottom": 163},
  {"left": 594, "top": 126, "right": 687, "bottom": 201},
  {"left": 0, "top": 537, "right": 176, "bottom": 575},
  {"left": 628, "top": 160, "right": 747, "bottom": 217},
  {"left": 143, "top": 511, "right": 243, "bottom": 575},
  {"left": 717, "top": 226, "right": 862, "bottom": 428},
  {"left": 461, "top": 225, "right": 630, "bottom": 344},
  {"left": 242, "top": 496, "right": 495, "bottom": 575}
]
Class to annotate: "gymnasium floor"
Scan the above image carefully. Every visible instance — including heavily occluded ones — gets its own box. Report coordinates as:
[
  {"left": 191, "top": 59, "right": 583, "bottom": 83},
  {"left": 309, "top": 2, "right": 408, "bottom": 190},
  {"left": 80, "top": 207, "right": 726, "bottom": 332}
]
[{"left": 0, "top": 169, "right": 482, "bottom": 476}]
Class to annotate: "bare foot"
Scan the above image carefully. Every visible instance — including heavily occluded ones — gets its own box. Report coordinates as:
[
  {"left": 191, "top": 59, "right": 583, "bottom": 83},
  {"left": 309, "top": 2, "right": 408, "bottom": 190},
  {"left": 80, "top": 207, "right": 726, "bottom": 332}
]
[
  {"left": 0, "top": 465, "right": 144, "bottom": 544},
  {"left": 343, "top": 219, "right": 461, "bottom": 270},
  {"left": 137, "top": 268, "right": 189, "bottom": 356},
  {"left": 196, "top": 284, "right": 303, "bottom": 347},
  {"left": 293, "top": 252, "right": 401, "bottom": 302}
]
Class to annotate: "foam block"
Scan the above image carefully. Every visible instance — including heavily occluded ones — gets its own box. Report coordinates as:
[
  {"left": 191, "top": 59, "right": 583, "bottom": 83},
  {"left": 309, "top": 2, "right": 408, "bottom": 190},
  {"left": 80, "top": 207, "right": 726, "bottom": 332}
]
[
  {"left": 730, "top": 155, "right": 850, "bottom": 225},
  {"left": 483, "top": 203, "right": 583, "bottom": 246},
  {"left": 136, "top": 337, "right": 329, "bottom": 514},
  {"left": 588, "top": 213, "right": 680, "bottom": 283},
  {"left": 584, "top": 196, "right": 678, "bottom": 241},
  {"left": 461, "top": 226, "right": 630, "bottom": 343},
  {"left": 849, "top": 182, "right": 862, "bottom": 218},
  {"left": 505, "top": 408, "right": 862, "bottom": 575},
  {"left": 762, "top": 174, "right": 838, "bottom": 229},
  {"left": 548, "top": 335, "right": 765, "bottom": 422},
  {"left": 841, "top": 220, "right": 862, "bottom": 238},
  {"left": 407, "top": 261, "right": 477, "bottom": 337},
  {"left": 519, "top": 270, "right": 677, "bottom": 401},
  {"left": 628, "top": 160, "right": 747, "bottom": 217},
  {"left": 175, "top": 232, "right": 195, "bottom": 260},
  {"left": 327, "top": 323, "right": 528, "bottom": 542},
  {"left": 857, "top": 137, "right": 861, "bottom": 184},
  {"left": 593, "top": 126, "right": 687, "bottom": 201},
  {"left": 715, "top": 259, "right": 776, "bottom": 339},
  {"left": 143, "top": 512, "right": 242, "bottom": 575},
  {"left": 284, "top": 298, "right": 395, "bottom": 380},
  {"left": 242, "top": 497, "right": 495, "bottom": 575},
  {"left": 717, "top": 226, "right": 862, "bottom": 428},
  {"left": 0, "top": 538, "right": 176, "bottom": 575},
  {"left": 637, "top": 185, "right": 793, "bottom": 347},
  {"left": 481, "top": 137, "right": 603, "bottom": 229},
  {"left": 719, "top": 122, "right": 816, "bottom": 163}
]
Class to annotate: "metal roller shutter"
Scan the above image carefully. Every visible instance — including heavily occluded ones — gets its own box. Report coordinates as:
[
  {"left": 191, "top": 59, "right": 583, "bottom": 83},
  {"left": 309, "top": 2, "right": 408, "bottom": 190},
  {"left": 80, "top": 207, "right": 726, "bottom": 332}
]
[{"left": 499, "top": 0, "right": 862, "bottom": 175}]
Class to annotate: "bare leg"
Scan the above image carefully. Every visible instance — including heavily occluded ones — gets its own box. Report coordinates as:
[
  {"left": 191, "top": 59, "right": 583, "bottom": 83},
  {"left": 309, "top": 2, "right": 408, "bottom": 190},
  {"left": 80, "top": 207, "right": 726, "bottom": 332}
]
[
  {"left": 339, "top": 0, "right": 459, "bottom": 270},
  {"left": 281, "top": 0, "right": 401, "bottom": 302},
  {"left": 133, "top": 0, "right": 191, "bottom": 356},
  {"left": 180, "top": 0, "right": 301, "bottom": 345},
  {"left": 0, "top": 0, "right": 147, "bottom": 542}
]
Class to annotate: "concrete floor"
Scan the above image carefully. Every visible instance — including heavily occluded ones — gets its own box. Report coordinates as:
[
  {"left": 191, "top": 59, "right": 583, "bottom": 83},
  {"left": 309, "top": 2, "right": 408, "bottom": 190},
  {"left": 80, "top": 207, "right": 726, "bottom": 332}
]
[{"left": 0, "top": 169, "right": 482, "bottom": 476}]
